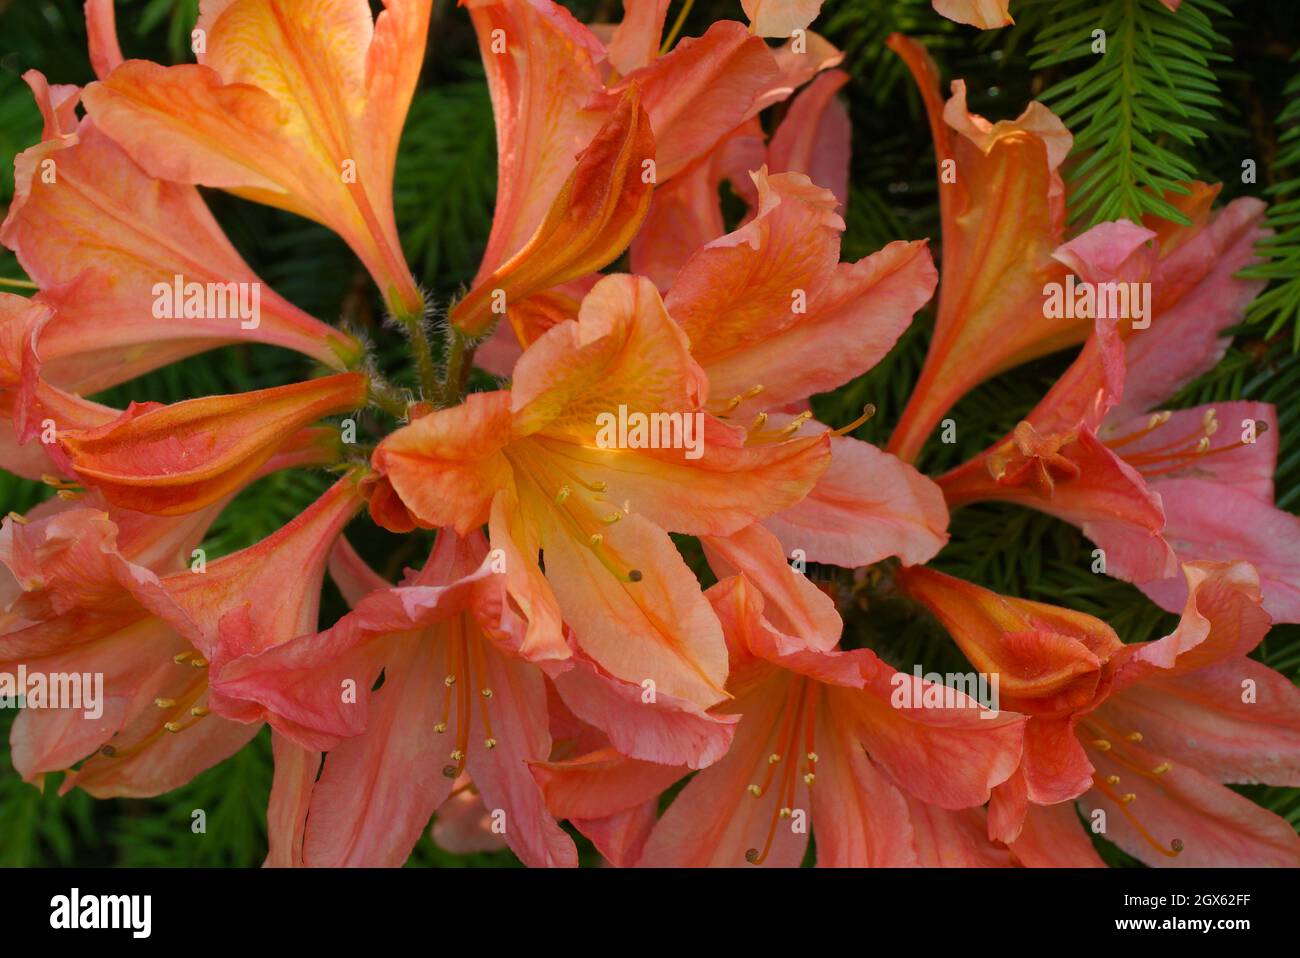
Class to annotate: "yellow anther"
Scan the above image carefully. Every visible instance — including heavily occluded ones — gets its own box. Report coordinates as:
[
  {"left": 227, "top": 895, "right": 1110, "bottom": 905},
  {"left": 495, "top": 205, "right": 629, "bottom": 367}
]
[
  {"left": 1106, "top": 775, "right": 1121, "bottom": 785},
  {"left": 154, "top": 698, "right": 177, "bottom": 709},
  {"left": 434, "top": 722, "right": 447, "bottom": 734},
  {"left": 6, "top": 511, "right": 29, "bottom": 525},
  {"left": 190, "top": 657, "right": 208, "bottom": 668},
  {"left": 444, "top": 675, "right": 456, "bottom": 687},
  {"left": 803, "top": 773, "right": 815, "bottom": 786},
  {"left": 173, "top": 651, "right": 195, "bottom": 664},
  {"left": 767, "top": 753, "right": 781, "bottom": 765},
  {"left": 747, "top": 784, "right": 762, "bottom": 797},
  {"left": 190, "top": 706, "right": 209, "bottom": 717},
  {"left": 555, "top": 485, "right": 571, "bottom": 505},
  {"left": 1152, "top": 762, "right": 1172, "bottom": 775},
  {"left": 450, "top": 750, "right": 465, "bottom": 762},
  {"left": 1120, "top": 793, "right": 1137, "bottom": 804},
  {"left": 1093, "top": 739, "right": 1112, "bottom": 751},
  {"left": 163, "top": 722, "right": 183, "bottom": 733},
  {"left": 751, "top": 412, "right": 768, "bottom": 431},
  {"left": 484, "top": 738, "right": 497, "bottom": 749},
  {"left": 601, "top": 512, "right": 622, "bottom": 525},
  {"left": 806, "top": 752, "right": 818, "bottom": 763},
  {"left": 480, "top": 688, "right": 493, "bottom": 699},
  {"left": 1196, "top": 436, "right": 1211, "bottom": 453},
  {"left": 1127, "top": 731, "right": 1143, "bottom": 742},
  {"left": 589, "top": 480, "right": 608, "bottom": 493},
  {"left": 778, "top": 807, "right": 792, "bottom": 819}
]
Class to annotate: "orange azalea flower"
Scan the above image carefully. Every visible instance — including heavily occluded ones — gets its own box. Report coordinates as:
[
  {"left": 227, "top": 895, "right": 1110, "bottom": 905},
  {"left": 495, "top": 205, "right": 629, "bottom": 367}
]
[
  {"left": 533, "top": 530, "right": 1024, "bottom": 867},
  {"left": 452, "top": 0, "right": 843, "bottom": 335},
  {"left": 80, "top": 0, "right": 429, "bottom": 319},
  {"left": 936, "top": 206, "right": 1298, "bottom": 619},
  {"left": 1, "top": 70, "right": 361, "bottom": 390},
  {"left": 0, "top": 471, "right": 366, "bottom": 797},
  {"left": 884, "top": 35, "right": 1080, "bottom": 463},
  {"left": 450, "top": 88, "right": 656, "bottom": 337},
  {"left": 898, "top": 561, "right": 1300, "bottom": 866},
  {"left": 371, "top": 273, "right": 831, "bottom": 708},
  {"left": 212, "top": 534, "right": 570, "bottom": 866},
  {"left": 59, "top": 373, "right": 367, "bottom": 516},
  {"left": 213, "top": 530, "right": 740, "bottom": 866}
]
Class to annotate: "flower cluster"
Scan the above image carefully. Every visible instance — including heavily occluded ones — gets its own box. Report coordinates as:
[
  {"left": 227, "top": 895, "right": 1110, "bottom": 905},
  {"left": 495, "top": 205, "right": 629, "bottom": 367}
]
[{"left": 1, "top": 0, "right": 1297, "bottom": 868}]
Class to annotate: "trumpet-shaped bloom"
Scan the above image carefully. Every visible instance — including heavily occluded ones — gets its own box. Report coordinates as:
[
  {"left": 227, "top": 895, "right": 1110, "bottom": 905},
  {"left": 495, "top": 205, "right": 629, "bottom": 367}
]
[
  {"left": 59, "top": 373, "right": 366, "bottom": 516},
  {"left": 373, "top": 273, "right": 831, "bottom": 708},
  {"left": 0, "top": 472, "right": 365, "bottom": 797},
  {"left": 212, "top": 533, "right": 581, "bottom": 867},
  {"left": 937, "top": 206, "right": 1298, "bottom": 619},
  {"left": 81, "top": 0, "right": 429, "bottom": 318},
  {"left": 454, "top": 0, "right": 843, "bottom": 335},
  {"left": 1, "top": 70, "right": 361, "bottom": 392},
  {"left": 624, "top": 562, "right": 1024, "bottom": 866},
  {"left": 900, "top": 561, "right": 1300, "bottom": 866},
  {"left": 884, "top": 35, "right": 1081, "bottom": 463}
]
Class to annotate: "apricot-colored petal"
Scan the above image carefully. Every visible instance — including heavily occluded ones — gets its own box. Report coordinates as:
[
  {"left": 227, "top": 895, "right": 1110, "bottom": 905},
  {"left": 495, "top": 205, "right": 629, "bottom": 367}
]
[
  {"left": 265, "top": 732, "right": 317, "bottom": 867},
  {"left": 510, "top": 274, "right": 706, "bottom": 439},
  {"left": 809, "top": 714, "right": 921, "bottom": 866},
  {"left": 932, "top": 0, "right": 1014, "bottom": 29},
  {"left": 541, "top": 420, "right": 829, "bottom": 538},
  {"left": 540, "top": 511, "right": 729, "bottom": 709},
  {"left": 1110, "top": 198, "right": 1268, "bottom": 422},
  {"left": 1137, "top": 480, "right": 1300, "bottom": 623},
  {"left": 885, "top": 36, "right": 1077, "bottom": 462},
  {"left": 452, "top": 89, "right": 655, "bottom": 336},
  {"left": 629, "top": 122, "right": 766, "bottom": 291},
  {"left": 615, "top": 21, "right": 777, "bottom": 182},
  {"left": 742, "top": 0, "right": 825, "bottom": 38},
  {"left": 300, "top": 635, "right": 454, "bottom": 866},
  {"left": 551, "top": 655, "right": 738, "bottom": 768},
  {"left": 768, "top": 68, "right": 850, "bottom": 211},
  {"left": 60, "top": 373, "right": 366, "bottom": 516},
  {"left": 372, "top": 391, "right": 515, "bottom": 534},
  {"left": 1105, "top": 657, "right": 1300, "bottom": 787},
  {"left": 702, "top": 241, "right": 935, "bottom": 415},
  {"left": 905, "top": 799, "right": 1011, "bottom": 866},
  {"left": 83, "top": 0, "right": 424, "bottom": 316},
  {"left": 1011, "top": 801, "right": 1106, "bottom": 867},
  {"left": 897, "top": 565, "right": 1121, "bottom": 711},
  {"left": 1103, "top": 402, "right": 1277, "bottom": 501},
  {"left": 761, "top": 428, "right": 949, "bottom": 568},
  {"left": 1083, "top": 752, "right": 1300, "bottom": 867},
  {"left": 665, "top": 169, "right": 843, "bottom": 363},
  {"left": 637, "top": 668, "right": 811, "bottom": 867},
  {"left": 463, "top": 635, "right": 579, "bottom": 867},
  {"left": 606, "top": 0, "right": 672, "bottom": 75},
  {"left": 0, "top": 83, "right": 359, "bottom": 383},
  {"left": 940, "top": 428, "right": 1176, "bottom": 583},
  {"left": 702, "top": 521, "right": 842, "bottom": 652},
  {"left": 464, "top": 0, "right": 610, "bottom": 281},
  {"left": 1116, "top": 561, "right": 1272, "bottom": 686}
]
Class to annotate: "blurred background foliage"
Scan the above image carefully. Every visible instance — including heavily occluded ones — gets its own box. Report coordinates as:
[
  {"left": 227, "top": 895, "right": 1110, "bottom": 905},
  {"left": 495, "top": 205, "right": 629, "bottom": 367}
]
[{"left": 0, "top": 0, "right": 1296, "bottom": 867}]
